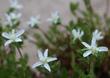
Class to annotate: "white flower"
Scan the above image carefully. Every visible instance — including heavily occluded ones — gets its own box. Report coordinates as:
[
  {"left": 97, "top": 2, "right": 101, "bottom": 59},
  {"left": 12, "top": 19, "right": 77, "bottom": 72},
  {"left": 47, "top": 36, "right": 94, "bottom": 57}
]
[
  {"left": 2, "top": 29, "right": 25, "bottom": 46},
  {"left": 72, "top": 28, "right": 84, "bottom": 41},
  {"left": 10, "top": 0, "right": 22, "bottom": 10},
  {"left": 32, "top": 49, "right": 57, "bottom": 72},
  {"left": 92, "top": 29, "right": 103, "bottom": 40},
  {"left": 27, "top": 16, "right": 40, "bottom": 28},
  {"left": 82, "top": 36, "right": 108, "bottom": 57},
  {"left": 5, "top": 12, "right": 21, "bottom": 21},
  {"left": 5, "top": 12, "right": 21, "bottom": 26},
  {"left": 47, "top": 11, "right": 60, "bottom": 24}
]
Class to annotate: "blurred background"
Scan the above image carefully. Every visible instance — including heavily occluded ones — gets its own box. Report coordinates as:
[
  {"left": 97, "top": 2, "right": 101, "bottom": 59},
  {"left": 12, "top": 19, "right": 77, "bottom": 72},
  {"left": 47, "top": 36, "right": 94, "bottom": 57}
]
[{"left": 0, "top": 0, "right": 110, "bottom": 66}]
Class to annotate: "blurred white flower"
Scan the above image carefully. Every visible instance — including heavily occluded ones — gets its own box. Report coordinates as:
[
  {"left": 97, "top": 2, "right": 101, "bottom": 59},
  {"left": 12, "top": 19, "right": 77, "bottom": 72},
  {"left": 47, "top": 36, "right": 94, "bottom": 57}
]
[
  {"left": 92, "top": 29, "right": 103, "bottom": 41},
  {"left": 32, "top": 49, "right": 57, "bottom": 72},
  {"left": 27, "top": 16, "right": 40, "bottom": 28},
  {"left": 10, "top": 0, "right": 22, "bottom": 10},
  {"left": 82, "top": 36, "right": 108, "bottom": 57},
  {"left": 47, "top": 11, "right": 60, "bottom": 24},
  {"left": 5, "top": 12, "right": 21, "bottom": 21},
  {"left": 72, "top": 28, "right": 84, "bottom": 41},
  {"left": 2, "top": 29, "right": 25, "bottom": 46},
  {"left": 5, "top": 12, "right": 21, "bottom": 26}
]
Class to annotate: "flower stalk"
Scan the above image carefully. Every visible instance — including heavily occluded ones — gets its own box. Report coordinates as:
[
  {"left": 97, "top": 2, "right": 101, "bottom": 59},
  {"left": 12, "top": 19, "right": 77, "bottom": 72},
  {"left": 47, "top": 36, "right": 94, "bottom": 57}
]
[{"left": 16, "top": 45, "right": 22, "bottom": 57}]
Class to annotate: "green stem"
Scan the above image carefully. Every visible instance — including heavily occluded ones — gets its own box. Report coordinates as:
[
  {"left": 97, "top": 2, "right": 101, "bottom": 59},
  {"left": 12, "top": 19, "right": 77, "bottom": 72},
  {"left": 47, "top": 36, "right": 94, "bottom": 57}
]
[
  {"left": 89, "top": 57, "right": 95, "bottom": 78},
  {"left": 16, "top": 46, "right": 23, "bottom": 57}
]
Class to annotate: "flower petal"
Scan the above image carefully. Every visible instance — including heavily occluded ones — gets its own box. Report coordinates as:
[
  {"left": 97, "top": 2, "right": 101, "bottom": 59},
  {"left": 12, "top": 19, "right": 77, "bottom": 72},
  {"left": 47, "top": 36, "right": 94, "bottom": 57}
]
[
  {"left": 32, "top": 61, "right": 43, "bottom": 68},
  {"left": 47, "top": 57, "right": 57, "bottom": 62},
  {"left": 83, "top": 50, "right": 92, "bottom": 57},
  {"left": 37, "top": 50, "right": 43, "bottom": 60},
  {"left": 93, "top": 29, "right": 103, "bottom": 40},
  {"left": 15, "top": 38, "right": 22, "bottom": 42},
  {"left": 82, "top": 42, "right": 90, "bottom": 48},
  {"left": 44, "top": 63, "right": 51, "bottom": 72},
  {"left": 91, "top": 37, "right": 97, "bottom": 47},
  {"left": 81, "top": 31, "right": 84, "bottom": 36},
  {"left": 15, "top": 29, "right": 24, "bottom": 37},
  {"left": 72, "top": 29, "right": 77, "bottom": 35},
  {"left": 97, "top": 47, "right": 108, "bottom": 52},
  {"left": 4, "top": 40, "right": 13, "bottom": 46},
  {"left": 2, "top": 32, "right": 10, "bottom": 39},
  {"left": 44, "top": 49, "right": 48, "bottom": 57}
]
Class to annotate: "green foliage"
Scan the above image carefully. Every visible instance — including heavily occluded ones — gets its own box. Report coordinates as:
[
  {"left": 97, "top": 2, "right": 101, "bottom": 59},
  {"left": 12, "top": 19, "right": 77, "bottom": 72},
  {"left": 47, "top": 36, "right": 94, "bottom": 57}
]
[
  {"left": 0, "top": 0, "right": 110, "bottom": 78},
  {"left": 0, "top": 48, "right": 33, "bottom": 78},
  {"left": 34, "top": 0, "right": 110, "bottom": 78}
]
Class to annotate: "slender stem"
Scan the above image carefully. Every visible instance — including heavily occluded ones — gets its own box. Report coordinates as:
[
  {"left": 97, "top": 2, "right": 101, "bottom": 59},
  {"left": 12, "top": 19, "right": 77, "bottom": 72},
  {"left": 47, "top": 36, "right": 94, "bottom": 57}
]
[
  {"left": 89, "top": 57, "right": 95, "bottom": 78},
  {"left": 16, "top": 46, "right": 23, "bottom": 57},
  {"left": 38, "top": 28, "right": 47, "bottom": 37},
  {"left": 90, "top": 61, "right": 94, "bottom": 77}
]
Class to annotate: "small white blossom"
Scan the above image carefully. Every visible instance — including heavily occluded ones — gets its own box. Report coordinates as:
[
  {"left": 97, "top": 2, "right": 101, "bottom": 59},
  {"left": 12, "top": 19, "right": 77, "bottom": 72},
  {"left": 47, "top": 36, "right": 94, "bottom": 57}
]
[
  {"left": 5, "top": 12, "right": 21, "bottom": 21},
  {"left": 32, "top": 49, "right": 57, "bottom": 72},
  {"left": 2, "top": 29, "right": 25, "bottom": 46},
  {"left": 92, "top": 29, "right": 103, "bottom": 40},
  {"left": 27, "top": 16, "right": 40, "bottom": 28},
  {"left": 47, "top": 11, "right": 60, "bottom": 24},
  {"left": 72, "top": 28, "right": 84, "bottom": 41},
  {"left": 10, "top": 0, "right": 22, "bottom": 10},
  {"left": 82, "top": 36, "right": 108, "bottom": 57},
  {"left": 5, "top": 12, "right": 21, "bottom": 26}
]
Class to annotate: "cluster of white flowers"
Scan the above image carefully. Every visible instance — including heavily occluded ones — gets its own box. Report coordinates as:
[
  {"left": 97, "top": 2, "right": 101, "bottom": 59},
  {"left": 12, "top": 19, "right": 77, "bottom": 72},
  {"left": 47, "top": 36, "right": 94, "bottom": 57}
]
[
  {"left": 1, "top": 0, "right": 109, "bottom": 73},
  {"left": 71, "top": 28, "right": 108, "bottom": 57},
  {"left": 2, "top": 0, "right": 24, "bottom": 47},
  {"left": 2, "top": 0, "right": 24, "bottom": 46},
  {"left": 2, "top": 0, "right": 58, "bottom": 72},
  {"left": 27, "top": 11, "right": 61, "bottom": 28},
  {"left": 82, "top": 29, "right": 108, "bottom": 57},
  {"left": 4, "top": 0, "right": 22, "bottom": 27},
  {"left": 5, "top": 1, "right": 61, "bottom": 28}
]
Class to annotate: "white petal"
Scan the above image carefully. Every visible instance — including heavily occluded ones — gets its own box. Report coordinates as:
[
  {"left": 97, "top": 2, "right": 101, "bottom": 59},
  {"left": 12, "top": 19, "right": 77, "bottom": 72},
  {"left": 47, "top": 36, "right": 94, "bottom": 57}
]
[
  {"left": 32, "top": 61, "right": 43, "bottom": 68},
  {"left": 38, "top": 50, "right": 43, "bottom": 60},
  {"left": 4, "top": 40, "right": 13, "bottom": 46},
  {"left": 83, "top": 50, "right": 92, "bottom": 57},
  {"left": 10, "top": 0, "right": 22, "bottom": 9},
  {"left": 2, "top": 32, "right": 10, "bottom": 39},
  {"left": 15, "top": 29, "right": 25, "bottom": 37},
  {"left": 93, "top": 29, "right": 103, "bottom": 40},
  {"left": 44, "top": 63, "right": 51, "bottom": 72},
  {"left": 82, "top": 42, "right": 90, "bottom": 48},
  {"left": 97, "top": 47, "right": 108, "bottom": 52},
  {"left": 72, "top": 29, "right": 77, "bottom": 36},
  {"left": 15, "top": 38, "right": 22, "bottom": 42},
  {"left": 72, "top": 29, "right": 75, "bottom": 33},
  {"left": 91, "top": 37, "right": 97, "bottom": 47},
  {"left": 80, "top": 31, "right": 84, "bottom": 36},
  {"left": 47, "top": 57, "right": 57, "bottom": 62},
  {"left": 44, "top": 49, "right": 48, "bottom": 57}
]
